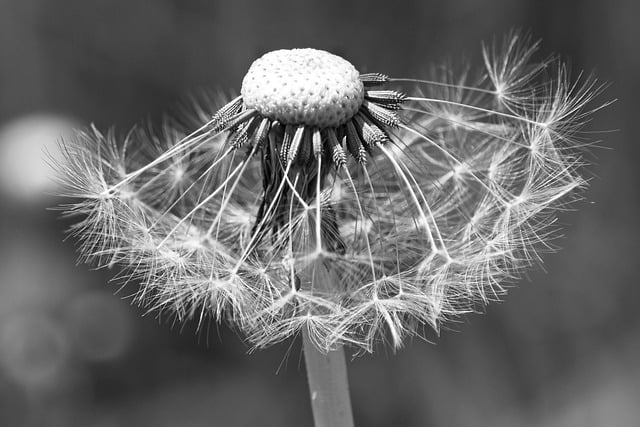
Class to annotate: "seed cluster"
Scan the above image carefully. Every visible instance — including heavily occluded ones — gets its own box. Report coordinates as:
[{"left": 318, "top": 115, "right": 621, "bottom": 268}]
[{"left": 222, "top": 49, "right": 406, "bottom": 169}]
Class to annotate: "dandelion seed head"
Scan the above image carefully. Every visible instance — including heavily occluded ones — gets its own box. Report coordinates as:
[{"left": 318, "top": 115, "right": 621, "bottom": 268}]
[
  {"left": 56, "top": 33, "right": 606, "bottom": 353},
  {"left": 241, "top": 48, "right": 364, "bottom": 128}
]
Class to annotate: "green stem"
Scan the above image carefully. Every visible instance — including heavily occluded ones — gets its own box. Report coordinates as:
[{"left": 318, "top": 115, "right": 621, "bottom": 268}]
[{"left": 302, "top": 330, "right": 355, "bottom": 427}]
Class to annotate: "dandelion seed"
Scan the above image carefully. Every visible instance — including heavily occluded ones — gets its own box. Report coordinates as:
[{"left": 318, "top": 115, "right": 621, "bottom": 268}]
[{"left": 57, "top": 35, "right": 605, "bottom": 358}]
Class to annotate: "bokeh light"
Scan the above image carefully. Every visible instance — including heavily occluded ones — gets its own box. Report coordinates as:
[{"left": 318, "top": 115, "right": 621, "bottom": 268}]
[
  {"left": 64, "top": 292, "right": 133, "bottom": 363},
  {"left": 0, "top": 114, "right": 78, "bottom": 203},
  {"left": 0, "top": 313, "right": 70, "bottom": 388}
]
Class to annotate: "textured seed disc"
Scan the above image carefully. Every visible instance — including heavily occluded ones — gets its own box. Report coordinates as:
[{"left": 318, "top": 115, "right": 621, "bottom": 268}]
[{"left": 241, "top": 49, "right": 364, "bottom": 128}]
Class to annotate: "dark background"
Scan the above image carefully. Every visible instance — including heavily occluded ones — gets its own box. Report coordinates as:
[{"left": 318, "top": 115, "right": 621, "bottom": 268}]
[{"left": 0, "top": 1, "right": 637, "bottom": 426}]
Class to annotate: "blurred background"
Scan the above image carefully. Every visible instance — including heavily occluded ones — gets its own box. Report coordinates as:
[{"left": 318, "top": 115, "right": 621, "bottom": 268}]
[{"left": 0, "top": 0, "right": 637, "bottom": 426}]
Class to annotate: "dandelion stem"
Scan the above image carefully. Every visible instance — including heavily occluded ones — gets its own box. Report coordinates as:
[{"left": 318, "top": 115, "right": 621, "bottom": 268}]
[{"left": 303, "top": 330, "right": 354, "bottom": 427}]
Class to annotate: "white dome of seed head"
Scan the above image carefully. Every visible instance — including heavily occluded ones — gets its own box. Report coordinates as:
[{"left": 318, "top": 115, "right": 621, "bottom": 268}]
[{"left": 241, "top": 48, "right": 364, "bottom": 128}]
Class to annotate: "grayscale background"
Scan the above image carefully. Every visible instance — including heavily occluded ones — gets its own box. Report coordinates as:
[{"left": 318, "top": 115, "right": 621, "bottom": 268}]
[{"left": 0, "top": 1, "right": 636, "bottom": 426}]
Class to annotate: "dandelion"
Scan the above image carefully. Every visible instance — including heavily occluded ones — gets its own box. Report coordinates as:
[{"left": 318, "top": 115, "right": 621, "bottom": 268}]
[{"left": 57, "top": 32, "right": 605, "bottom": 426}]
